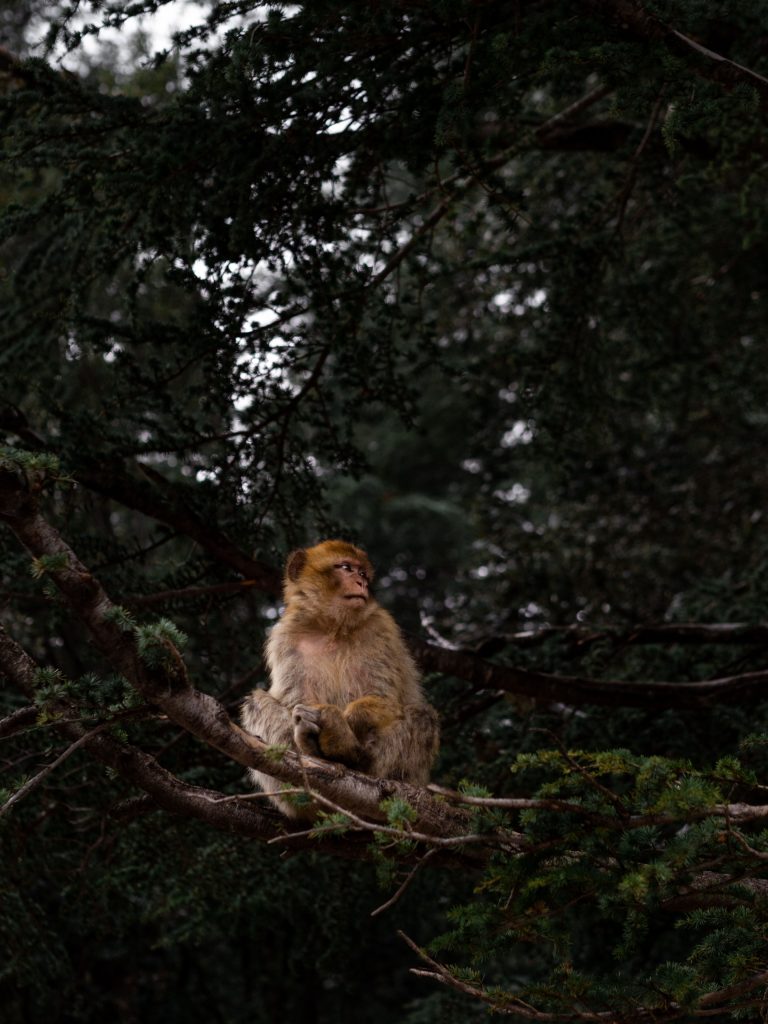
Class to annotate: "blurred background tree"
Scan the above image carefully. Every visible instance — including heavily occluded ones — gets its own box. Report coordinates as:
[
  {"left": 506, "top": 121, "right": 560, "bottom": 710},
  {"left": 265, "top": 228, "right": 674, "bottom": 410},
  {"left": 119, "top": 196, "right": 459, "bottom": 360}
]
[{"left": 3, "top": 2, "right": 768, "bottom": 1021}]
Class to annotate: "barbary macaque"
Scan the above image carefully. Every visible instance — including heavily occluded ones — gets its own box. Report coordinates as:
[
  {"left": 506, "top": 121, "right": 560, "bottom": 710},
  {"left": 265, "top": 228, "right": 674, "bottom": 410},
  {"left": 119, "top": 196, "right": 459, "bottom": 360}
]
[{"left": 241, "top": 540, "right": 439, "bottom": 816}]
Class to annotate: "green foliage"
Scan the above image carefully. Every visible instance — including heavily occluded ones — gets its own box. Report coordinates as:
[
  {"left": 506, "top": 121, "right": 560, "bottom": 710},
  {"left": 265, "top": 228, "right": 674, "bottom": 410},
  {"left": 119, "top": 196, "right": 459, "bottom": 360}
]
[
  {"left": 427, "top": 743, "right": 768, "bottom": 1015},
  {"left": 371, "top": 799, "right": 421, "bottom": 883},
  {"left": 0, "top": 447, "right": 60, "bottom": 473},
  {"left": 29, "top": 553, "right": 69, "bottom": 579},
  {"left": 32, "top": 666, "right": 66, "bottom": 697},
  {"left": 457, "top": 780, "right": 492, "bottom": 798},
  {"left": 381, "top": 797, "right": 418, "bottom": 829},
  {"left": 101, "top": 604, "right": 136, "bottom": 632},
  {"left": 133, "top": 618, "right": 188, "bottom": 668},
  {"left": 310, "top": 811, "right": 352, "bottom": 837},
  {"left": 33, "top": 667, "right": 141, "bottom": 721},
  {"left": 263, "top": 742, "right": 290, "bottom": 764}
]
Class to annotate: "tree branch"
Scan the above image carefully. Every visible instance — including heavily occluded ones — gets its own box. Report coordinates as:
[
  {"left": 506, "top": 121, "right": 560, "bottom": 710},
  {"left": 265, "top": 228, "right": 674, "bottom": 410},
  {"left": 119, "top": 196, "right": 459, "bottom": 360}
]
[
  {"left": 0, "top": 463, "right": 473, "bottom": 839},
  {"left": 0, "top": 620, "right": 284, "bottom": 838},
  {"left": 0, "top": 704, "right": 39, "bottom": 739},
  {"left": 400, "top": 930, "right": 610, "bottom": 1021},
  {"left": 2, "top": 431, "right": 768, "bottom": 711},
  {"left": 0, "top": 620, "right": 401, "bottom": 857},
  {"left": 401, "top": 929, "right": 768, "bottom": 1022},
  {"left": 0, "top": 720, "right": 120, "bottom": 817},
  {"left": 0, "top": 405, "right": 280, "bottom": 592},
  {"left": 483, "top": 622, "right": 768, "bottom": 648},
  {"left": 408, "top": 635, "right": 768, "bottom": 710},
  {"left": 589, "top": 0, "right": 768, "bottom": 105}
]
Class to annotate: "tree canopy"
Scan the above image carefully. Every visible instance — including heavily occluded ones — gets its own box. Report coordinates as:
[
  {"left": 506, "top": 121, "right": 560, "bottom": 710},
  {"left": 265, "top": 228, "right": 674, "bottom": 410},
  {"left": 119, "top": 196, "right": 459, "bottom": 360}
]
[{"left": 3, "top": 2, "right": 768, "bottom": 1021}]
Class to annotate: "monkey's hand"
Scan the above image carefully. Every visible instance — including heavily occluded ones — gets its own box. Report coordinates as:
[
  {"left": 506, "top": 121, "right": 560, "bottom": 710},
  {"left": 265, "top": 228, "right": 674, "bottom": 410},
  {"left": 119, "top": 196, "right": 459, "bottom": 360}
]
[
  {"left": 343, "top": 695, "right": 403, "bottom": 742},
  {"left": 292, "top": 703, "right": 371, "bottom": 769}
]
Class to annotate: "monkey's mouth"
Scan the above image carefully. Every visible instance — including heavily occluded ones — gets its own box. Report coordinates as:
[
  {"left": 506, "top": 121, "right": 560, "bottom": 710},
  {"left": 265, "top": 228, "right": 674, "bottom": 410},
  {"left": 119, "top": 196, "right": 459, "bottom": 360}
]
[{"left": 344, "top": 595, "right": 367, "bottom": 602}]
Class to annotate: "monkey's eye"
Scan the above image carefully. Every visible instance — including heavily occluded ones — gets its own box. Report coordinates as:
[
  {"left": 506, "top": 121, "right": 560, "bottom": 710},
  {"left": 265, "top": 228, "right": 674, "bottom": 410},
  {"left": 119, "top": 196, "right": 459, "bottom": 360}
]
[{"left": 334, "top": 562, "right": 368, "bottom": 580}]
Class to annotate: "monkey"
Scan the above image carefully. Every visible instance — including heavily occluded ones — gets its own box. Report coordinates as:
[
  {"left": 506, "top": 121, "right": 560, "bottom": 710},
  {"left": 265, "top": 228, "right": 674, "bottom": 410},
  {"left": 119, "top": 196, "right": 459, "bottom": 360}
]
[{"left": 240, "top": 540, "right": 439, "bottom": 817}]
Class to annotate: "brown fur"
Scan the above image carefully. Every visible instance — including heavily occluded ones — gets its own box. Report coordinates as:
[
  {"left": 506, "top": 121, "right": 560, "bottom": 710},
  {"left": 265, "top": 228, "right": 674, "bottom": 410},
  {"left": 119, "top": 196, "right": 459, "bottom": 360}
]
[{"left": 240, "top": 540, "right": 439, "bottom": 817}]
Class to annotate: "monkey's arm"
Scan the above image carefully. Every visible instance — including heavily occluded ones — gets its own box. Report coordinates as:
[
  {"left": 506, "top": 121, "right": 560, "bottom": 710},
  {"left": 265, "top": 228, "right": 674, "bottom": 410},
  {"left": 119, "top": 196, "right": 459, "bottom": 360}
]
[
  {"left": 242, "top": 688, "right": 371, "bottom": 769},
  {"left": 241, "top": 689, "right": 309, "bottom": 817},
  {"left": 241, "top": 688, "right": 294, "bottom": 745}
]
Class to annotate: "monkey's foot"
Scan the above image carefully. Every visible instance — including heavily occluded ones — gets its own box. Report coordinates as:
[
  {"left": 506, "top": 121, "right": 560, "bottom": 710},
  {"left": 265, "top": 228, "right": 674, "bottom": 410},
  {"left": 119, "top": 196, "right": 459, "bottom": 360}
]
[{"left": 292, "top": 704, "right": 323, "bottom": 757}]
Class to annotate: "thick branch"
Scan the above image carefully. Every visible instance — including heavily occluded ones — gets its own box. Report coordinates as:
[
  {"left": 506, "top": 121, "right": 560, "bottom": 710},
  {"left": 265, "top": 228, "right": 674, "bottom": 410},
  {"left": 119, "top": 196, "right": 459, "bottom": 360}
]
[
  {"left": 589, "top": 0, "right": 768, "bottom": 106},
  {"left": 78, "top": 461, "right": 281, "bottom": 593},
  {"left": 0, "top": 621, "right": 398, "bottom": 857},
  {"left": 0, "top": 406, "right": 279, "bottom": 592},
  {"left": 0, "top": 466, "right": 472, "bottom": 839},
  {"left": 0, "top": 704, "right": 38, "bottom": 739},
  {"left": 0, "top": 620, "right": 280, "bottom": 839},
  {"left": 489, "top": 622, "right": 768, "bottom": 649},
  {"left": 3, "top": 437, "right": 768, "bottom": 710},
  {"left": 408, "top": 636, "right": 768, "bottom": 710}
]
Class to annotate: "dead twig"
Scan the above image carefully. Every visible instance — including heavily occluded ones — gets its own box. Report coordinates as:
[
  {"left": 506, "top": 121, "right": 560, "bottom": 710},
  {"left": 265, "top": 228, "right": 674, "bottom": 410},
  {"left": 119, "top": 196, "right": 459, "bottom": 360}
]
[
  {"left": 370, "top": 847, "right": 440, "bottom": 918},
  {"left": 0, "top": 720, "right": 115, "bottom": 817}
]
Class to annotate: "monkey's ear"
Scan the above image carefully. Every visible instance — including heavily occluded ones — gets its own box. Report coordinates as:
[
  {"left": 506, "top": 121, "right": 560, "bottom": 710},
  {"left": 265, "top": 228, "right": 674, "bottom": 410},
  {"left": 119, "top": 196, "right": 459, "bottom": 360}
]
[{"left": 285, "top": 549, "right": 308, "bottom": 582}]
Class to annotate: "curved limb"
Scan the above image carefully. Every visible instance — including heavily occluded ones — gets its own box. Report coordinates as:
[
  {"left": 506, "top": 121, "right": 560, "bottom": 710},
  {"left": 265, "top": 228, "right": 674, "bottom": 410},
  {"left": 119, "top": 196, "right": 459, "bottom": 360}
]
[
  {"left": 365, "top": 703, "right": 440, "bottom": 785},
  {"left": 343, "top": 694, "right": 403, "bottom": 741},
  {"left": 293, "top": 703, "right": 371, "bottom": 769}
]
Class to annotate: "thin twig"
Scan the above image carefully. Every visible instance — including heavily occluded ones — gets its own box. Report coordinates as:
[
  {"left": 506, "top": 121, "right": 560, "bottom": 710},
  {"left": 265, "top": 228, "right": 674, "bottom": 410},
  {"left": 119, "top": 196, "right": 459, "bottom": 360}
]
[
  {"left": 535, "top": 84, "right": 612, "bottom": 139},
  {"left": 206, "top": 788, "right": 306, "bottom": 803},
  {"left": 427, "top": 783, "right": 618, "bottom": 825},
  {"left": 542, "top": 732, "right": 630, "bottom": 819},
  {"left": 0, "top": 705, "right": 38, "bottom": 740},
  {"left": 266, "top": 783, "right": 519, "bottom": 851},
  {"left": 399, "top": 931, "right": 609, "bottom": 1020},
  {"left": 615, "top": 88, "right": 666, "bottom": 233},
  {"left": 127, "top": 578, "right": 261, "bottom": 607},
  {"left": 0, "top": 720, "right": 114, "bottom": 817},
  {"left": 670, "top": 27, "right": 768, "bottom": 89},
  {"left": 370, "top": 847, "right": 439, "bottom": 917},
  {"left": 724, "top": 826, "right": 768, "bottom": 861}
]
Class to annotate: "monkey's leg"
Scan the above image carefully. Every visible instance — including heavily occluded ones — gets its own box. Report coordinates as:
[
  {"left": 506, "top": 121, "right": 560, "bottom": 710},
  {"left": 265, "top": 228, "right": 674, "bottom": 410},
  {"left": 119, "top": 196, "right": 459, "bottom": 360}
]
[
  {"left": 293, "top": 703, "right": 371, "bottom": 769},
  {"left": 366, "top": 703, "right": 440, "bottom": 785},
  {"left": 343, "top": 695, "right": 403, "bottom": 741}
]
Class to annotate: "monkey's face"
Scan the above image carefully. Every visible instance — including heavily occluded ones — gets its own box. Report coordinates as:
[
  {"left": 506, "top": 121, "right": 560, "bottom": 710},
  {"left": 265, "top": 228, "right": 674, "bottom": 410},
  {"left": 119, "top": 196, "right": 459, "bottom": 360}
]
[
  {"left": 319, "top": 557, "right": 376, "bottom": 631},
  {"left": 283, "top": 541, "right": 376, "bottom": 630},
  {"left": 330, "top": 558, "right": 370, "bottom": 607}
]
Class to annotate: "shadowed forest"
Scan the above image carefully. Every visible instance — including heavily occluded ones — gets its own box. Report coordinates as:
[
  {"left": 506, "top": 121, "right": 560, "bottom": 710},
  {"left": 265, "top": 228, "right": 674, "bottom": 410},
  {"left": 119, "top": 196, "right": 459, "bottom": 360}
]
[{"left": 3, "top": 2, "right": 768, "bottom": 1022}]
